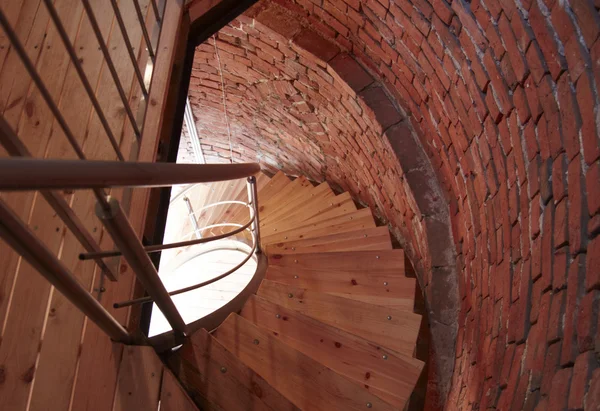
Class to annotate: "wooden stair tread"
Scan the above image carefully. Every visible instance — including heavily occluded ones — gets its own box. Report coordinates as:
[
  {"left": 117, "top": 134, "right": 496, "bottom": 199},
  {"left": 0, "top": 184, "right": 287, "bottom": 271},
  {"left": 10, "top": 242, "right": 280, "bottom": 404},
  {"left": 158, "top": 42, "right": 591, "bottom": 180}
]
[
  {"left": 213, "top": 314, "right": 397, "bottom": 411},
  {"left": 260, "top": 181, "right": 333, "bottom": 226},
  {"left": 261, "top": 191, "right": 356, "bottom": 234},
  {"left": 240, "top": 295, "right": 424, "bottom": 408},
  {"left": 263, "top": 226, "right": 393, "bottom": 255},
  {"left": 261, "top": 208, "right": 375, "bottom": 244},
  {"left": 268, "top": 249, "right": 405, "bottom": 271},
  {"left": 265, "top": 266, "right": 416, "bottom": 300},
  {"left": 257, "top": 280, "right": 421, "bottom": 357},
  {"left": 257, "top": 176, "right": 313, "bottom": 221},
  {"left": 172, "top": 328, "right": 298, "bottom": 411}
]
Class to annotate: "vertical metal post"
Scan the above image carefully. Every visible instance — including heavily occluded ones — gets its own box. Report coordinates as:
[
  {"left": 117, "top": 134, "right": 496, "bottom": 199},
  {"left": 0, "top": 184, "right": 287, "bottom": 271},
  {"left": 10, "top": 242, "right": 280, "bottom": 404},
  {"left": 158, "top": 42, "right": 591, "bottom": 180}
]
[
  {"left": 109, "top": 0, "right": 149, "bottom": 98},
  {"left": 95, "top": 196, "right": 187, "bottom": 336},
  {"left": 150, "top": 0, "right": 162, "bottom": 22},
  {"left": 80, "top": 0, "right": 142, "bottom": 139},
  {"left": 247, "top": 176, "right": 261, "bottom": 253},
  {"left": 183, "top": 196, "right": 202, "bottom": 239},
  {"left": 133, "top": 0, "right": 156, "bottom": 62},
  {"left": 0, "top": 198, "right": 131, "bottom": 343}
]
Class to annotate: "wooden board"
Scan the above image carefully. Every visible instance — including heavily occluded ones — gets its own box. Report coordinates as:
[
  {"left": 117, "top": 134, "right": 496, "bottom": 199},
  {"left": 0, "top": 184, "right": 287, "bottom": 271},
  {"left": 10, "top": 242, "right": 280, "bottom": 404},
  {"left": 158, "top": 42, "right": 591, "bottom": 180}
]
[
  {"left": 260, "top": 181, "right": 334, "bottom": 226},
  {"left": 112, "top": 346, "right": 164, "bottom": 411},
  {"left": 269, "top": 249, "right": 405, "bottom": 271},
  {"left": 240, "top": 295, "right": 424, "bottom": 408},
  {"left": 265, "top": 266, "right": 416, "bottom": 300},
  {"left": 160, "top": 368, "right": 200, "bottom": 411},
  {"left": 261, "top": 208, "right": 375, "bottom": 245},
  {"left": 257, "top": 280, "right": 422, "bottom": 357},
  {"left": 264, "top": 226, "right": 392, "bottom": 255},
  {"left": 257, "top": 176, "right": 312, "bottom": 222},
  {"left": 261, "top": 191, "right": 356, "bottom": 234},
  {"left": 172, "top": 328, "right": 299, "bottom": 411},
  {"left": 213, "top": 314, "right": 396, "bottom": 411}
]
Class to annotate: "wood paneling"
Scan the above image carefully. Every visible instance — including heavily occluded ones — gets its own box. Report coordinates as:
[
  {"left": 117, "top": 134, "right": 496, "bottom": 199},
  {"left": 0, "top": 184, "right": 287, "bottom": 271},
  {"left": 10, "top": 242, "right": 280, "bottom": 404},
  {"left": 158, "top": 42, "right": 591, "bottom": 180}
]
[{"left": 0, "top": 0, "right": 184, "bottom": 410}]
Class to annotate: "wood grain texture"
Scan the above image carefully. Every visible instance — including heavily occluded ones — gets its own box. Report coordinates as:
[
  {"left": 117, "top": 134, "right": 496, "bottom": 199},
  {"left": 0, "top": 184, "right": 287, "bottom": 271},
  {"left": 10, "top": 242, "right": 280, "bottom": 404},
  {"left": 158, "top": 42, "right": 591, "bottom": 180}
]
[
  {"left": 240, "top": 295, "right": 424, "bottom": 408},
  {"left": 112, "top": 346, "right": 164, "bottom": 411},
  {"left": 261, "top": 207, "right": 375, "bottom": 244},
  {"left": 160, "top": 368, "right": 200, "bottom": 411},
  {"left": 173, "top": 328, "right": 299, "bottom": 411},
  {"left": 257, "top": 280, "right": 421, "bottom": 357},
  {"left": 214, "top": 314, "right": 396, "bottom": 411},
  {"left": 263, "top": 226, "right": 392, "bottom": 255}
]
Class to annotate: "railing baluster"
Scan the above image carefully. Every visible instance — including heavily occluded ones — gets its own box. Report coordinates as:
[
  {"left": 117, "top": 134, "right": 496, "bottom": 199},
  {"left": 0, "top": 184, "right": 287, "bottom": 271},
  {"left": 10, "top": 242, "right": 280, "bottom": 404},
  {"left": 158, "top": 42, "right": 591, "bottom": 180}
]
[
  {"left": 248, "top": 176, "right": 261, "bottom": 253},
  {"left": 0, "top": 117, "right": 119, "bottom": 281},
  {"left": 42, "top": 0, "right": 126, "bottom": 161},
  {"left": 95, "top": 196, "right": 187, "bottom": 335},
  {"left": 150, "top": 0, "right": 162, "bottom": 23},
  {"left": 0, "top": 198, "right": 131, "bottom": 343},
  {"left": 133, "top": 0, "right": 156, "bottom": 62},
  {"left": 109, "top": 0, "right": 149, "bottom": 99},
  {"left": 80, "top": 0, "right": 142, "bottom": 139}
]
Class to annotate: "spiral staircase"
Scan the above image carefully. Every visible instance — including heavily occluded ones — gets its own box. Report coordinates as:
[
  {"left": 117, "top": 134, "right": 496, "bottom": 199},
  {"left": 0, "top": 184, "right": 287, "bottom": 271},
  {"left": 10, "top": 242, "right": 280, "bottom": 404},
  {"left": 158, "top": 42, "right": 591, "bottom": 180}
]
[{"left": 165, "top": 171, "right": 425, "bottom": 410}]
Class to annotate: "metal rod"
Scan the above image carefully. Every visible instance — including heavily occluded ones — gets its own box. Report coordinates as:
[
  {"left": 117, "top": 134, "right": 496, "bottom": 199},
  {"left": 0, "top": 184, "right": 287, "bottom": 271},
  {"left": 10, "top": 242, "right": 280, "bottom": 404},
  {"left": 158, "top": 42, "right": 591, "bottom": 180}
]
[
  {"left": 0, "top": 158, "right": 261, "bottom": 191},
  {"left": 185, "top": 98, "right": 205, "bottom": 164},
  {"left": 109, "top": 0, "right": 148, "bottom": 98},
  {"left": 133, "top": 0, "right": 155, "bottom": 62},
  {"left": 79, "top": 206, "right": 254, "bottom": 260},
  {"left": 0, "top": 198, "right": 131, "bottom": 342},
  {"left": 183, "top": 196, "right": 202, "bottom": 239},
  {"left": 0, "top": 7, "right": 86, "bottom": 160},
  {"left": 95, "top": 196, "right": 187, "bottom": 335},
  {"left": 42, "top": 0, "right": 125, "bottom": 161},
  {"left": 113, "top": 231, "right": 258, "bottom": 308},
  {"left": 80, "top": 0, "right": 141, "bottom": 139},
  {"left": 150, "top": 0, "right": 161, "bottom": 22},
  {"left": 248, "top": 175, "right": 261, "bottom": 253}
]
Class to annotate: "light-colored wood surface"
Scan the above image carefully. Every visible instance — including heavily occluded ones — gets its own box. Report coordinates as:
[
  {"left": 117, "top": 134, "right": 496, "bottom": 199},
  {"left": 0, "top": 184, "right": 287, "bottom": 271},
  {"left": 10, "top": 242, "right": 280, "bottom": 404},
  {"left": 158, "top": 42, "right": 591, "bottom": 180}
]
[
  {"left": 260, "top": 181, "right": 333, "bottom": 226},
  {"left": 214, "top": 314, "right": 396, "bottom": 411},
  {"left": 261, "top": 207, "right": 375, "bottom": 244},
  {"left": 257, "top": 280, "right": 422, "bottom": 357},
  {"left": 268, "top": 249, "right": 406, "bottom": 271},
  {"left": 174, "top": 328, "right": 299, "bottom": 411},
  {"left": 263, "top": 226, "right": 392, "bottom": 255},
  {"left": 241, "top": 295, "right": 424, "bottom": 409},
  {"left": 112, "top": 346, "right": 164, "bottom": 411}
]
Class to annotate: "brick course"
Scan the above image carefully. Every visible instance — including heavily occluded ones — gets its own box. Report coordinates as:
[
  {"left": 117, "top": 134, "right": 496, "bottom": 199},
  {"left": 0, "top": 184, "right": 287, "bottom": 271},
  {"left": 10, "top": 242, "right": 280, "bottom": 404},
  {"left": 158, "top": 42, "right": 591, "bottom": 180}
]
[{"left": 184, "top": 0, "right": 600, "bottom": 409}]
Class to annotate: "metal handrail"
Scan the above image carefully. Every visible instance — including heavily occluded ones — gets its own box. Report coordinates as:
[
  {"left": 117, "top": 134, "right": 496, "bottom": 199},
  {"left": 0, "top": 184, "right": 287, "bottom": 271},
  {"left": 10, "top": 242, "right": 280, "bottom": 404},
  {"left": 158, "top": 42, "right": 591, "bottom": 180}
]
[
  {"left": 113, "top": 225, "right": 258, "bottom": 308},
  {"left": 79, "top": 202, "right": 255, "bottom": 259}
]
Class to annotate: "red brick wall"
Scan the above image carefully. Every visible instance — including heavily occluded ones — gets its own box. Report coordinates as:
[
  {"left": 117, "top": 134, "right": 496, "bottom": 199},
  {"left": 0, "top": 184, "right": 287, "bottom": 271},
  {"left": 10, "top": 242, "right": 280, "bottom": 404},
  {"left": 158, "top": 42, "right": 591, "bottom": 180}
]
[{"left": 187, "top": 0, "right": 600, "bottom": 409}]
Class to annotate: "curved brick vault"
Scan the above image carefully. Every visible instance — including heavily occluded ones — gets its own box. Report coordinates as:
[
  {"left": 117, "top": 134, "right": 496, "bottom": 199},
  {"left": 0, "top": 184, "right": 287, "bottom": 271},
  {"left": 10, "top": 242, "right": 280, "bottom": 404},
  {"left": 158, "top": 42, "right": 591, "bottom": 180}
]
[{"left": 185, "top": 0, "right": 600, "bottom": 409}]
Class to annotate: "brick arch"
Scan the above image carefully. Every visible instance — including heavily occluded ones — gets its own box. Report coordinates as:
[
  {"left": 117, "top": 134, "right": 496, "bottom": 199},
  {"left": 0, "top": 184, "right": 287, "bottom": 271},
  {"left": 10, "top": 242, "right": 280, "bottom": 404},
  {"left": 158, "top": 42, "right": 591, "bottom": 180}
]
[{"left": 187, "top": 0, "right": 600, "bottom": 409}]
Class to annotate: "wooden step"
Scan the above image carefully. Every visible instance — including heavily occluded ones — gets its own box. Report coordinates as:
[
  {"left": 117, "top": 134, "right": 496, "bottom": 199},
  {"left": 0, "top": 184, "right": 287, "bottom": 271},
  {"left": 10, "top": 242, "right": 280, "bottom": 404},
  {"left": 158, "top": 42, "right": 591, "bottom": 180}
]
[
  {"left": 257, "top": 280, "right": 421, "bottom": 357},
  {"left": 172, "top": 328, "right": 298, "bottom": 411},
  {"left": 257, "top": 176, "right": 313, "bottom": 221},
  {"left": 265, "top": 266, "right": 415, "bottom": 310},
  {"left": 261, "top": 208, "right": 375, "bottom": 245},
  {"left": 213, "top": 314, "right": 396, "bottom": 411},
  {"left": 260, "top": 181, "right": 334, "bottom": 226},
  {"left": 263, "top": 226, "right": 393, "bottom": 255},
  {"left": 268, "top": 249, "right": 404, "bottom": 271},
  {"left": 240, "top": 295, "right": 424, "bottom": 408},
  {"left": 261, "top": 191, "right": 356, "bottom": 234}
]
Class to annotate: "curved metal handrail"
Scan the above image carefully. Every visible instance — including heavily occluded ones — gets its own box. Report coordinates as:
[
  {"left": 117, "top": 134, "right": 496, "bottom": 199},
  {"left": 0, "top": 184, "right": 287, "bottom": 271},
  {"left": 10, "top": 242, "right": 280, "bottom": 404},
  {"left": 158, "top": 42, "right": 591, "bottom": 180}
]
[
  {"left": 79, "top": 201, "right": 254, "bottom": 260},
  {"left": 114, "top": 226, "right": 258, "bottom": 308}
]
